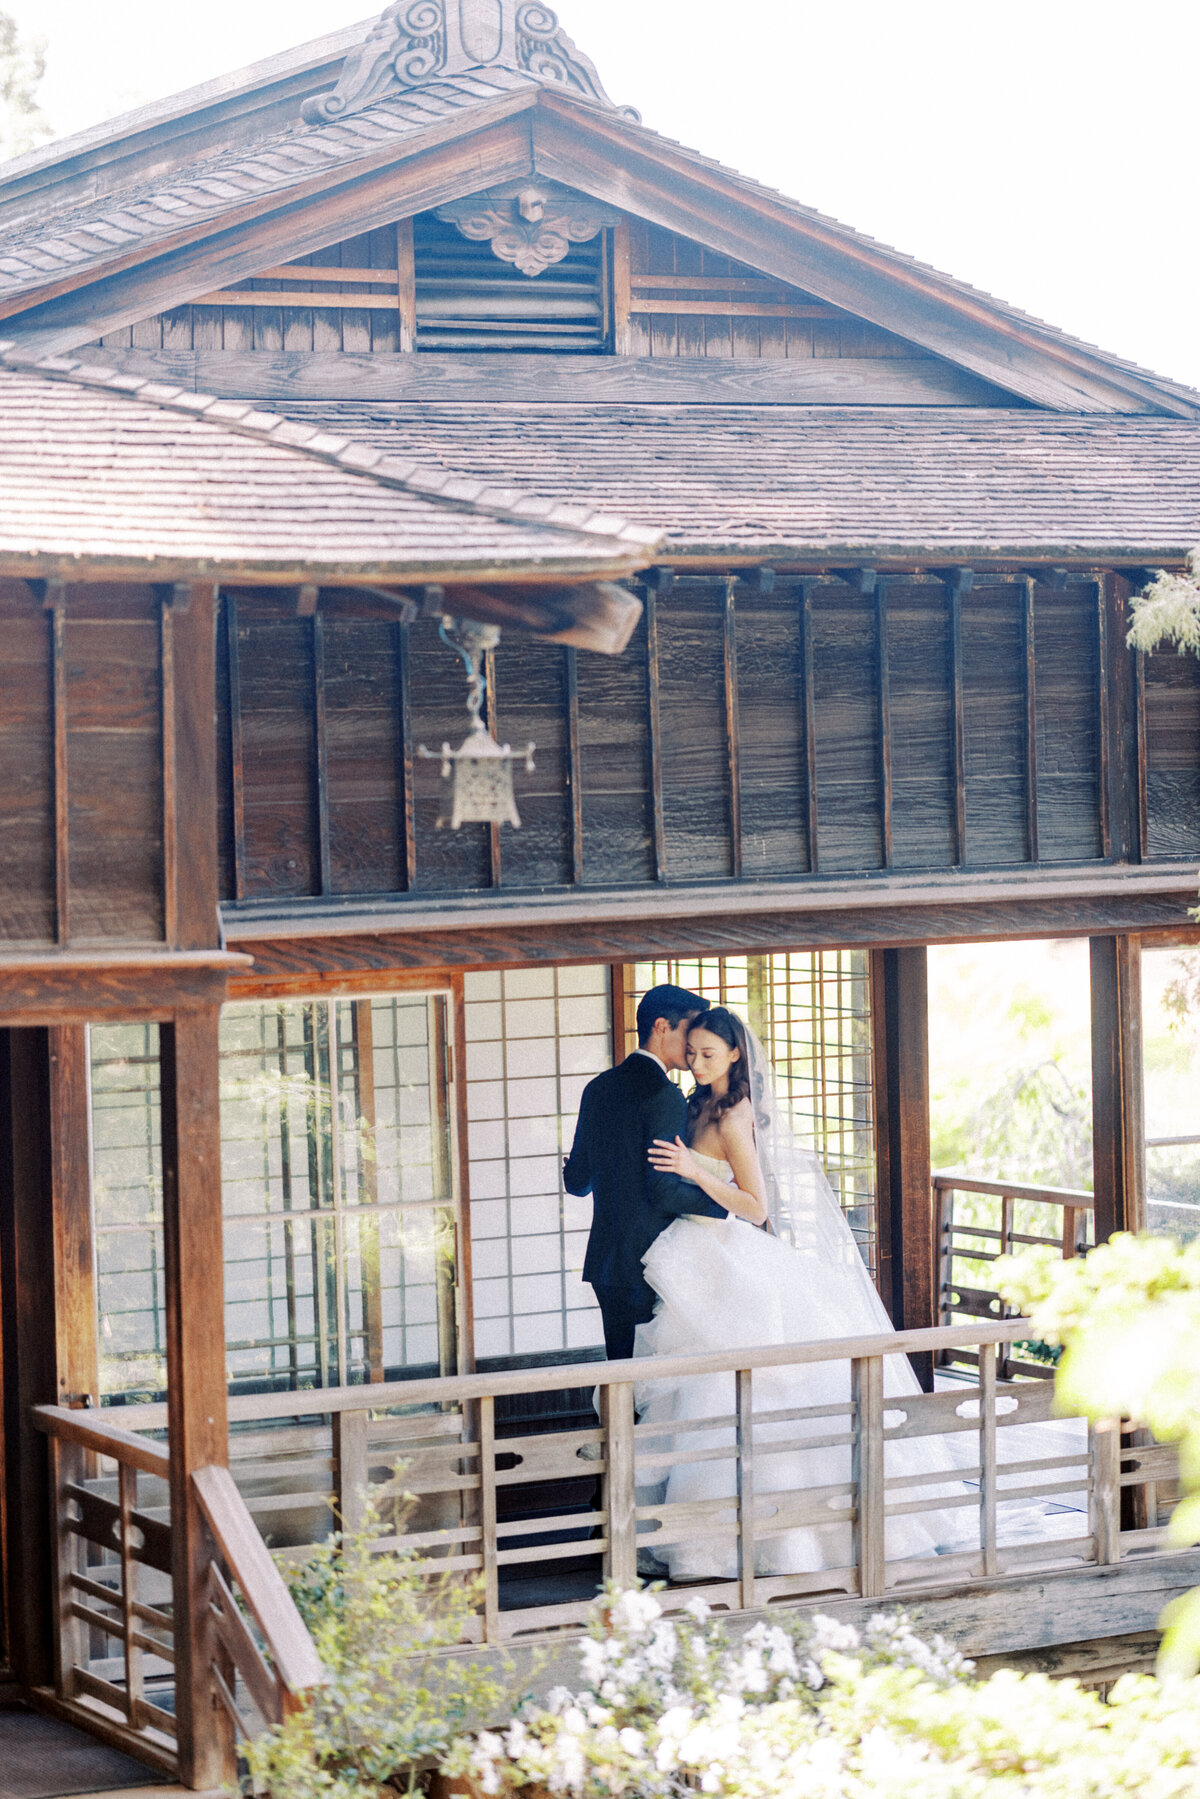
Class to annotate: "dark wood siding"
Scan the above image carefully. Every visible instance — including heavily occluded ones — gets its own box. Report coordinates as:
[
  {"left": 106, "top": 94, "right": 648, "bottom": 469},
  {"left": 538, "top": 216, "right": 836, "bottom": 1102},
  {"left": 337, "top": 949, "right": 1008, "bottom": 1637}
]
[
  {"left": 1144, "top": 646, "right": 1200, "bottom": 858},
  {"left": 0, "top": 580, "right": 55, "bottom": 942},
  {"left": 216, "top": 575, "right": 1194, "bottom": 911}
]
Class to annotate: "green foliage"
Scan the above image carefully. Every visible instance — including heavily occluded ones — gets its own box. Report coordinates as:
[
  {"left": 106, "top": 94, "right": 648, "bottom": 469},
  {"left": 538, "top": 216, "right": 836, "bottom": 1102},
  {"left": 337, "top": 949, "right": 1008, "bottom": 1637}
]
[
  {"left": 243, "top": 1477, "right": 507, "bottom": 1799},
  {"left": 449, "top": 1585, "right": 1200, "bottom": 1797},
  {"left": 1128, "top": 557, "right": 1200, "bottom": 658},
  {"left": 0, "top": 11, "right": 50, "bottom": 160},
  {"left": 997, "top": 1232, "right": 1200, "bottom": 1673}
]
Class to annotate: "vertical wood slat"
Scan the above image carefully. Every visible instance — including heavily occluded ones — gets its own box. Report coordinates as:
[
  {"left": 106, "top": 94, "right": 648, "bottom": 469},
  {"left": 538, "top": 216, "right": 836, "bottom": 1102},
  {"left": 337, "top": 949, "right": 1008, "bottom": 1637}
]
[
  {"left": 851, "top": 1355, "right": 886, "bottom": 1598},
  {"left": 484, "top": 645, "right": 502, "bottom": 889},
  {"left": 735, "top": 1367, "right": 756, "bottom": 1609},
  {"left": 312, "top": 612, "right": 332, "bottom": 897},
  {"left": 49, "top": 1433, "right": 84, "bottom": 1699},
  {"left": 1096, "top": 575, "right": 1112, "bottom": 859},
  {"left": 1134, "top": 648, "right": 1148, "bottom": 862},
  {"left": 800, "top": 581, "right": 819, "bottom": 875},
  {"left": 564, "top": 647, "right": 584, "bottom": 884},
  {"left": 478, "top": 1396, "right": 500, "bottom": 1643},
  {"left": 396, "top": 216, "right": 416, "bottom": 353},
  {"left": 161, "top": 597, "right": 178, "bottom": 946},
  {"left": 395, "top": 621, "right": 417, "bottom": 891},
  {"left": 948, "top": 573, "right": 968, "bottom": 867},
  {"left": 1022, "top": 577, "right": 1039, "bottom": 863},
  {"left": 723, "top": 578, "right": 742, "bottom": 878},
  {"left": 645, "top": 589, "right": 667, "bottom": 881},
  {"left": 449, "top": 970, "right": 477, "bottom": 1374},
  {"left": 49, "top": 1026, "right": 100, "bottom": 1408},
  {"left": 48, "top": 584, "right": 69, "bottom": 944},
  {"left": 611, "top": 221, "right": 633, "bottom": 356},
  {"left": 603, "top": 1380, "right": 637, "bottom": 1590},
  {"left": 874, "top": 576, "right": 893, "bottom": 868},
  {"left": 332, "top": 1408, "right": 369, "bottom": 1536},
  {"left": 978, "top": 1342, "right": 998, "bottom": 1577},
  {"left": 119, "top": 1461, "right": 145, "bottom": 1722},
  {"left": 173, "top": 584, "right": 220, "bottom": 950},
  {"left": 225, "top": 595, "right": 247, "bottom": 904},
  {"left": 1090, "top": 934, "right": 1146, "bottom": 1244},
  {"left": 1090, "top": 1419, "right": 1122, "bottom": 1564}
]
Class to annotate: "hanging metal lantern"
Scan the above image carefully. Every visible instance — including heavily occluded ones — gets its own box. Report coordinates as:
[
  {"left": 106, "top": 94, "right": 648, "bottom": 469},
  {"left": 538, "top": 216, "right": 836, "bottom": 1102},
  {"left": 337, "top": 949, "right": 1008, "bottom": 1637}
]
[{"left": 417, "top": 619, "right": 535, "bottom": 828}]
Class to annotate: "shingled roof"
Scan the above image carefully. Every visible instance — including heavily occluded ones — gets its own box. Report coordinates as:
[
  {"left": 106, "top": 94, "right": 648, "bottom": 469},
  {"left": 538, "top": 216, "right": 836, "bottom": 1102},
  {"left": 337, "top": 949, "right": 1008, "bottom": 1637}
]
[
  {"left": 260, "top": 400, "right": 1200, "bottom": 564},
  {"left": 0, "top": 352, "right": 660, "bottom": 582},
  {"left": 0, "top": 4, "right": 1196, "bottom": 415}
]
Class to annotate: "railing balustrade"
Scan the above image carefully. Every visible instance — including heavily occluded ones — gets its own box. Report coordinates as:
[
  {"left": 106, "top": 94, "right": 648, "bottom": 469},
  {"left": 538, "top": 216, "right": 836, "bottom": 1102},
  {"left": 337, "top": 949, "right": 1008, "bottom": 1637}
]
[
  {"left": 111, "top": 1320, "right": 1181, "bottom": 1648},
  {"left": 934, "top": 1173, "right": 1094, "bottom": 1377},
  {"left": 33, "top": 1405, "right": 323, "bottom": 1778}
]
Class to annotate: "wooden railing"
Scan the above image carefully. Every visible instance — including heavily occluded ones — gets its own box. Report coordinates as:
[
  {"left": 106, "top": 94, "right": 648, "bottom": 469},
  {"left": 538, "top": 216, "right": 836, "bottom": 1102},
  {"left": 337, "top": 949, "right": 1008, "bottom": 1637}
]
[
  {"left": 33, "top": 1405, "right": 323, "bottom": 1776},
  {"left": 935, "top": 1173, "right": 1094, "bottom": 1377},
  {"left": 115, "top": 1321, "right": 1180, "bottom": 1647}
]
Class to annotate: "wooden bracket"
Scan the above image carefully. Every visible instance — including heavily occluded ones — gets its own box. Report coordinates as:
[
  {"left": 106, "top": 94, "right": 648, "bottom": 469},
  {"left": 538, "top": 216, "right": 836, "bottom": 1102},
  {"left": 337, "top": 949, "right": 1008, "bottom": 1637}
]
[
  {"left": 40, "top": 578, "right": 66, "bottom": 612},
  {"left": 754, "top": 567, "right": 776, "bottom": 594},
  {"left": 645, "top": 566, "right": 675, "bottom": 594},
  {"left": 833, "top": 566, "right": 877, "bottom": 594},
  {"left": 296, "top": 584, "right": 320, "bottom": 618}
]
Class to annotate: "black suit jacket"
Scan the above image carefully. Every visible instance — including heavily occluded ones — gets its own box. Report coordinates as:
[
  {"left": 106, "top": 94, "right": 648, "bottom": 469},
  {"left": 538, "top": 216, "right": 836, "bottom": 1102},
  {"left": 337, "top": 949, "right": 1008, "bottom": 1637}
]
[{"left": 564, "top": 1051, "right": 728, "bottom": 1295}]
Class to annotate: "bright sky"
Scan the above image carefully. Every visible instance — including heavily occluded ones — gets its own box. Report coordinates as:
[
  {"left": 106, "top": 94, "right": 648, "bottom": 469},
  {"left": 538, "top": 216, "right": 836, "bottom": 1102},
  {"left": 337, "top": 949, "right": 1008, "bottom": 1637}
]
[{"left": 11, "top": 0, "right": 1200, "bottom": 390}]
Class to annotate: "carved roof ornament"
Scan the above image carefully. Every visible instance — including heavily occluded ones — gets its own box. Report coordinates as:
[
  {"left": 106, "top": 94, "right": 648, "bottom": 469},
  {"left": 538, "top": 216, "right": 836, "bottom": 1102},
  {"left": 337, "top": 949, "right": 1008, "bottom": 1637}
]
[
  {"left": 302, "top": 0, "right": 639, "bottom": 124},
  {"left": 436, "top": 180, "right": 622, "bottom": 276}
]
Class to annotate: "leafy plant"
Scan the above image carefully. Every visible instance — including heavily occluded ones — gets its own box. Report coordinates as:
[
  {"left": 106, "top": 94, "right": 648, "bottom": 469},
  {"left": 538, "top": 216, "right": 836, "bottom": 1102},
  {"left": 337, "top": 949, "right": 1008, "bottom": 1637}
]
[
  {"left": 997, "top": 1232, "right": 1200, "bottom": 1674},
  {"left": 1128, "top": 557, "right": 1200, "bottom": 658},
  {"left": 244, "top": 1475, "right": 507, "bottom": 1799}
]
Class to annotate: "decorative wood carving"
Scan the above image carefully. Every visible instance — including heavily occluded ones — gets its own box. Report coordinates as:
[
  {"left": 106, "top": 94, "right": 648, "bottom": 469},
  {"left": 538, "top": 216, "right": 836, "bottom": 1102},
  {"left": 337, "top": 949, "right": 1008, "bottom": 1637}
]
[
  {"left": 436, "top": 180, "right": 622, "bottom": 276},
  {"left": 301, "top": 0, "right": 638, "bottom": 125}
]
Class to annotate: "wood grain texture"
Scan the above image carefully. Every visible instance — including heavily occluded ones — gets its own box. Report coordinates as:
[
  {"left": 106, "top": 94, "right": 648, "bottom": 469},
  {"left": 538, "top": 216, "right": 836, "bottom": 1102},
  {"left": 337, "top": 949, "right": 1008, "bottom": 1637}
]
[
  {"left": 71, "top": 347, "right": 1011, "bottom": 406},
  {"left": 1090, "top": 935, "right": 1146, "bottom": 1244},
  {"left": 170, "top": 583, "right": 219, "bottom": 949},
  {"left": 48, "top": 1025, "right": 99, "bottom": 1407},
  {"left": 879, "top": 948, "right": 935, "bottom": 1388}
]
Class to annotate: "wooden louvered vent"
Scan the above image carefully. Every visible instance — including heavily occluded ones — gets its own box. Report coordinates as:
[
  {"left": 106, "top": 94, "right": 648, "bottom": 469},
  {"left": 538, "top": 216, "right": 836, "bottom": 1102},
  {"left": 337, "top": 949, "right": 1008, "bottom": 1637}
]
[{"left": 413, "top": 214, "right": 610, "bottom": 354}]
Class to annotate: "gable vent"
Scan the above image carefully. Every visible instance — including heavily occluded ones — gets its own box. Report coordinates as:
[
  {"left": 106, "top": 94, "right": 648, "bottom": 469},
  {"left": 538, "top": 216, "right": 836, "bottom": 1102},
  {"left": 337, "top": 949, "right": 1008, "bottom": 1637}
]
[{"left": 413, "top": 214, "right": 609, "bottom": 354}]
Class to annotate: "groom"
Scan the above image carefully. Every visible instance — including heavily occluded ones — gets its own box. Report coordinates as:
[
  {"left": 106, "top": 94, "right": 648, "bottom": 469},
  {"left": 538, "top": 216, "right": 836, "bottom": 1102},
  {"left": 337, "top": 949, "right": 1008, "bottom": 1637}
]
[{"left": 563, "top": 983, "right": 731, "bottom": 1359}]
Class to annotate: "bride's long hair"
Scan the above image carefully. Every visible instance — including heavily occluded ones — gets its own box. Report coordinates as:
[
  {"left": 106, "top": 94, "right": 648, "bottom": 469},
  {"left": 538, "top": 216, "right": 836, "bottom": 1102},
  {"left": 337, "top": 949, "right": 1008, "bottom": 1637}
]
[{"left": 685, "top": 1005, "right": 752, "bottom": 1130}]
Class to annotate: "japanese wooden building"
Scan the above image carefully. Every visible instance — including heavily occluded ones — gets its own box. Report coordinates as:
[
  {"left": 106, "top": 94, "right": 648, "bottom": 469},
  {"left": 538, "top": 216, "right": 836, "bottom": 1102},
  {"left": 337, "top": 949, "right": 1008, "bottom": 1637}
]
[{"left": 1, "top": 0, "right": 1199, "bottom": 1786}]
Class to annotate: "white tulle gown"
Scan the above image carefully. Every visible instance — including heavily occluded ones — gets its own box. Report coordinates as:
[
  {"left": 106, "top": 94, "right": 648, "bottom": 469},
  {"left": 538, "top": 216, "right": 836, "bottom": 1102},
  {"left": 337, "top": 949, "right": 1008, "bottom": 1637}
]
[{"left": 633, "top": 1150, "right": 975, "bottom": 1581}]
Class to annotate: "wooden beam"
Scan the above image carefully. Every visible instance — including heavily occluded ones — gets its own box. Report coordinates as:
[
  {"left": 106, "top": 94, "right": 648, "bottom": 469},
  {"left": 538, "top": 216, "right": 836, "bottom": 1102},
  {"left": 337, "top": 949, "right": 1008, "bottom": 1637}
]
[
  {"left": 878, "top": 948, "right": 934, "bottom": 1389},
  {"left": 1022, "top": 577, "right": 1040, "bottom": 863},
  {"left": 1096, "top": 577, "right": 1112, "bottom": 860},
  {"left": 1105, "top": 573, "right": 1143, "bottom": 866},
  {"left": 723, "top": 578, "right": 742, "bottom": 880},
  {"left": 946, "top": 570, "right": 970, "bottom": 867},
  {"left": 799, "top": 580, "right": 819, "bottom": 874},
  {"left": 874, "top": 575, "right": 893, "bottom": 869},
  {"left": 171, "top": 584, "right": 220, "bottom": 951},
  {"left": 69, "top": 347, "right": 1013, "bottom": 409},
  {"left": 224, "top": 875, "right": 1200, "bottom": 980},
  {"left": 644, "top": 588, "right": 666, "bottom": 883},
  {"left": 49, "top": 1026, "right": 99, "bottom": 1410},
  {"left": 0, "top": 953, "right": 245, "bottom": 1026},
  {"left": 396, "top": 217, "right": 416, "bottom": 354},
  {"left": 0, "top": 1030, "right": 57, "bottom": 1689},
  {"left": 449, "top": 969, "right": 476, "bottom": 1374},
  {"left": 312, "top": 612, "right": 332, "bottom": 898},
  {"left": 1090, "top": 935, "right": 1145, "bottom": 1243},
  {"left": 869, "top": 949, "right": 894, "bottom": 1319},
  {"left": 395, "top": 621, "right": 417, "bottom": 892},
  {"left": 160, "top": 1006, "right": 234, "bottom": 1789},
  {"left": 484, "top": 645, "right": 502, "bottom": 890},
  {"left": 48, "top": 591, "right": 69, "bottom": 947},
  {"left": 224, "top": 594, "right": 247, "bottom": 906},
  {"left": 564, "top": 647, "right": 584, "bottom": 885},
  {"left": 610, "top": 222, "right": 632, "bottom": 357}
]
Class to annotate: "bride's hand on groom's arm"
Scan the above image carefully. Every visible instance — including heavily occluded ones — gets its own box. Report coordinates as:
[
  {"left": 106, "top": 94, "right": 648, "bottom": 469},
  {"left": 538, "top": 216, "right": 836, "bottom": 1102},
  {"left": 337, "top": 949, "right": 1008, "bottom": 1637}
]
[{"left": 648, "top": 1135, "right": 699, "bottom": 1181}]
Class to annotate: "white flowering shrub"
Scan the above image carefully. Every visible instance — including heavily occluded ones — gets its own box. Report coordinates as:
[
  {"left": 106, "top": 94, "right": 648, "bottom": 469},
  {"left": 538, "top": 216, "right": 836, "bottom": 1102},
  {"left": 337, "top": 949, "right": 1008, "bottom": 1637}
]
[
  {"left": 444, "top": 1585, "right": 1200, "bottom": 1798},
  {"left": 998, "top": 1232, "right": 1200, "bottom": 1673},
  {"left": 1128, "top": 557, "right": 1200, "bottom": 658}
]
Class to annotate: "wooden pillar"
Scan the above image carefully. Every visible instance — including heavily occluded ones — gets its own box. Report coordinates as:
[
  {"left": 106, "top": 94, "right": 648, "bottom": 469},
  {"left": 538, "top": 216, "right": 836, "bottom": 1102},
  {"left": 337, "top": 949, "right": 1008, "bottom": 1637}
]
[
  {"left": 0, "top": 1024, "right": 99, "bottom": 1688},
  {"left": 0, "top": 1029, "right": 57, "bottom": 1688},
  {"left": 1091, "top": 935, "right": 1145, "bottom": 1243},
  {"left": 873, "top": 948, "right": 934, "bottom": 1390},
  {"left": 161, "top": 1007, "right": 232, "bottom": 1789}
]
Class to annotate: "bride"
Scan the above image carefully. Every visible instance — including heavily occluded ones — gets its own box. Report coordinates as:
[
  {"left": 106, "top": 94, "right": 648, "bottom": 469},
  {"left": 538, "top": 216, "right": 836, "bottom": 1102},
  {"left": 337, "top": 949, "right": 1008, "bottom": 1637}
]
[{"left": 633, "top": 1006, "right": 975, "bottom": 1581}]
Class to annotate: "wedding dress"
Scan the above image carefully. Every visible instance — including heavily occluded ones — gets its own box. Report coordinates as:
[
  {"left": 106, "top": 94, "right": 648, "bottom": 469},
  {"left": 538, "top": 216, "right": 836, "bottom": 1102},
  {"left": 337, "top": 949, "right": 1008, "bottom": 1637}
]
[{"left": 631, "top": 1030, "right": 985, "bottom": 1582}]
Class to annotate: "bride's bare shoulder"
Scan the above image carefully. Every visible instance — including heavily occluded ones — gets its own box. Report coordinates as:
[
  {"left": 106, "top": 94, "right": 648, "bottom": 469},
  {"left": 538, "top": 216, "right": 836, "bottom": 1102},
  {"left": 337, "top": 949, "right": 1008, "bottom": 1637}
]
[{"left": 717, "top": 1097, "right": 755, "bottom": 1142}]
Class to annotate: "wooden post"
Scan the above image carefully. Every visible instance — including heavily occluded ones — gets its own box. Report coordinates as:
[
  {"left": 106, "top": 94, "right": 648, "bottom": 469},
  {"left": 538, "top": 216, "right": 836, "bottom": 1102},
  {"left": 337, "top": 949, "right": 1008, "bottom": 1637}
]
[
  {"left": 0, "top": 1029, "right": 58, "bottom": 1689},
  {"left": 1090, "top": 935, "right": 1145, "bottom": 1244},
  {"left": 602, "top": 1381, "right": 636, "bottom": 1590},
  {"left": 49, "top": 1027, "right": 99, "bottom": 1409},
  {"left": 851, "top": 1355, "right": 885, "bottom": 1598},
  {"left": 161, "top": 1007, "right": 233, "bottom": 1790},
  {"left": 735, "top": 1368, "right": 756, "bottom": 1610},
  {"left": 978, "top": 1342, "right": 998, "bottom": 1577},
  {"left": 876, "top": 948, "right": 935, "bottom": 1388},
  {"left": 1090, "top": 1419, "right": 1121, "bottom": 1565},
  {"left": 478, "top": 1396, "right": 499, "bottom": 1643},
  {"left": 333, "top": 1409, "right": 370, "bottom": 1536}
]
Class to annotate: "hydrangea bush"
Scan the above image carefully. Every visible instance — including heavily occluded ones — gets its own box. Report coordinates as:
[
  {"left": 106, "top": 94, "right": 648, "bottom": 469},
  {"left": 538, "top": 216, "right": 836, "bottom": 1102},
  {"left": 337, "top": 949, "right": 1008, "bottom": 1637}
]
[{"left": 445, "top": 1586, "right": 1200, "bottom": 1799}]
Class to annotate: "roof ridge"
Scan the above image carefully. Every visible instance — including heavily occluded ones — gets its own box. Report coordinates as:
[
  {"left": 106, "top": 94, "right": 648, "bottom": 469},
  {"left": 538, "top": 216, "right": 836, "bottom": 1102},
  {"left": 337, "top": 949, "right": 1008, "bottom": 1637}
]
[{"left": 0, "top": 341, "right": 662, "bottom": 558}]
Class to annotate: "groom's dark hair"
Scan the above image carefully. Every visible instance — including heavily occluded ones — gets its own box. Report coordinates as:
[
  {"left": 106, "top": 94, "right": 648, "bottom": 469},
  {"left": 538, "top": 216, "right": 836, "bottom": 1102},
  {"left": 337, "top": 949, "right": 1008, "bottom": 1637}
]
[{"left": 636, "top": 984, "right": 710, "bottom": 1047}]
